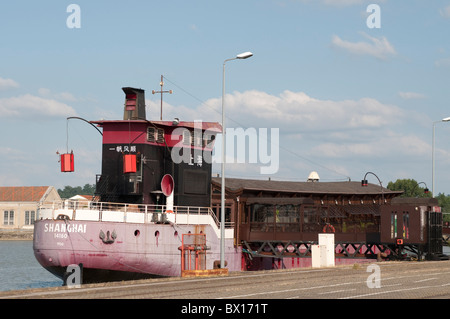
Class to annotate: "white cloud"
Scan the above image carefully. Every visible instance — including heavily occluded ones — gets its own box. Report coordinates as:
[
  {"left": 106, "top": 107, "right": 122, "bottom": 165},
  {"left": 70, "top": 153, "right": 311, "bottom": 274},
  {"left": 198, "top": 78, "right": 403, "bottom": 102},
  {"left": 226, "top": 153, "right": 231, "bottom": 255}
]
[
  {"left": 310, "top": 133, "right": 430, "bottom": 159},
  {"left": 38, "top": 88, "right": 77, "bottom": 102},
  {"left": 398, "top": 91, "right": 426, "bottom": 100},
  {"left": 0, "top": 77, "right": 19, "bottom": 91},
  {"left": 148, "top": 89, "right": 405, "bottom": 140},
  {"left": 440, "top": 5, "right": 450, "bottom": 19},
  {"left": 145, "top": 99, "right": 200, "bottom": 122},
  {"left": 37, "top": 88, "right": 51, "bottom": 96},
  {"left": 198, "top": 90, "right": 404, "bottom": 133},
  {"left": 0, "top": 94, "right": 77, "bottom": 119},
  {"left": 145, "top": 89, "right": 432, "bottom": 181},
  {"left": 331, "top": 32, "right": 397, "bottom": 60},
  {"left": 435, "top": 57, "right": 450, "bottom": 68}
]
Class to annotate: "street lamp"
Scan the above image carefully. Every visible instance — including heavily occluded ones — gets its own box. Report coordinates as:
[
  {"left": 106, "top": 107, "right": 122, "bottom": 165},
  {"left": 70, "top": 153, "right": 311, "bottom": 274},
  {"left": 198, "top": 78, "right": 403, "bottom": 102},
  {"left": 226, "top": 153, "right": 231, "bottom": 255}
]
[
  {"left": 221, "top": 51, "right": 253, "bottom": 269},
  {"left": 432, "top": 117, "right": 450, "bottom": 197},
  {"left": 361, "top": 171, "right": 384, "bottom": 203},
  {"left": 411, "top": 182, "right": 429, "bottom": 197}
]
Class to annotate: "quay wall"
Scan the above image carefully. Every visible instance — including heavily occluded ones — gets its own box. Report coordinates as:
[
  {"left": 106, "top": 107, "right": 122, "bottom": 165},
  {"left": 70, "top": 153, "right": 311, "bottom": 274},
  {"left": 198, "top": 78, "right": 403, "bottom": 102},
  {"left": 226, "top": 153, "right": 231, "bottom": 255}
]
[{"left": 0, "top": 230, "right": 33, "bottom": 240}]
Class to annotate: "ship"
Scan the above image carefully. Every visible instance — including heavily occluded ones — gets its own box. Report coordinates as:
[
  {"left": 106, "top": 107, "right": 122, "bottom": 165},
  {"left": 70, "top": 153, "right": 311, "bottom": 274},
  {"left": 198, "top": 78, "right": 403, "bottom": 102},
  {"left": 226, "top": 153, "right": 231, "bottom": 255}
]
[
  {"left": 34, "top": 86, "right": 448, "bottom": 284},
  {"left": 33, "top": 87, "right": 241, "bottom": 282}
]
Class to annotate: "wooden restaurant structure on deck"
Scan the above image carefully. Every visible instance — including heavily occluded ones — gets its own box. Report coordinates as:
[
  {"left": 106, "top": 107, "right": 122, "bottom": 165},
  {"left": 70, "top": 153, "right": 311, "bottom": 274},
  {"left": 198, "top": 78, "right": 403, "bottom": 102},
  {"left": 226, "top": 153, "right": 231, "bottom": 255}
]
[
  {"left": 211, "top": 176, "right": 447, "bottom": 262},
  {"left": 211, "top": 177, "right": 403, "bottom": 244}
]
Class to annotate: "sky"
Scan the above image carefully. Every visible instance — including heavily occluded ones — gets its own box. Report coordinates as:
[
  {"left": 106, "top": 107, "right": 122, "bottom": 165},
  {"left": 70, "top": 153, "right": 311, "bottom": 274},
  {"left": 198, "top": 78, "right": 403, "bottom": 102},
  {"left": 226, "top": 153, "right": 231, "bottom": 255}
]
[{"left": 1, "top": 0, "right": 450, "bottom": 196}]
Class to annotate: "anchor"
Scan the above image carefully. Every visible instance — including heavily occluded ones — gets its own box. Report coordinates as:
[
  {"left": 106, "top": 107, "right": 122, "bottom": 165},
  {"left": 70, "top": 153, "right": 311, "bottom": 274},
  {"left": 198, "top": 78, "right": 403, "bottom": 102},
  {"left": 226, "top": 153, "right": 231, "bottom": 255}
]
[{"left": 99, "top": 229, "right": 117, "bottom": 244}]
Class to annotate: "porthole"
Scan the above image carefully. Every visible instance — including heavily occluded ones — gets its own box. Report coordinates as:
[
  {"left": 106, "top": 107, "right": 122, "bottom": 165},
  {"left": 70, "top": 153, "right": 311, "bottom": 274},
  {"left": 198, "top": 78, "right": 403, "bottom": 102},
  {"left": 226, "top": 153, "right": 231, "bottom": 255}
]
[{"left": 134, "top": 230, "right": 140, "bottom": 237}]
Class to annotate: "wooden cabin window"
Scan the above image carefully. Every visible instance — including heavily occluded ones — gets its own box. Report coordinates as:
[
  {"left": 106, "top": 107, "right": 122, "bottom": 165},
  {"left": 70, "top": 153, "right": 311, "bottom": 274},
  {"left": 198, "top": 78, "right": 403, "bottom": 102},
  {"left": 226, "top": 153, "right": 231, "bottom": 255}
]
[
  {"left": 403, "top": 211, "right": 409, "bottom": 239},
  {"left": 275, "top": 204, "right": 300, "bottom": 232},
  {"left": 203, "top": 134, "right": 215, "bottom": 148},
  {"left": 156, "top": 129, "right": 164, "bottom": 143},
  {"left": 190, "top": 131, "right": 195, "bottom": 146},
  {"left": 275, "top": 205, "right": 299, "bottom": 223},
  {"left": 147, "top": 127, "right": 165, "bottom": 143},
  {"left": 303, "top": 206, "right": 319, "bottom": 232},
  {"left": 147, "top": 127, "right": 155, "bottom": 142},
  {"left": 251, "top": 204, "right": 272, "bottom": 223},
  {"left": 390, "top": 211, "right": 397, "bottom": 239},
  {"left": 182, "top": 130, "right": 191, "bottom": 146},
  {"left": 249, "top": 204, "right": 302, "bottom": 232}
]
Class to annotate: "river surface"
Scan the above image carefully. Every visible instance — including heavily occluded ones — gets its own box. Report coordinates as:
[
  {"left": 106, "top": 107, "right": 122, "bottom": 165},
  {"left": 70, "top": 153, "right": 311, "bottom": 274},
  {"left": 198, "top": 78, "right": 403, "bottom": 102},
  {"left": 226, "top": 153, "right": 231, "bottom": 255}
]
[
  {"left": 0, "top": 240, "right": 449, "bottom": 292},
  {"left": 0, "top": 240, "right": 61, "bottom": 291}
]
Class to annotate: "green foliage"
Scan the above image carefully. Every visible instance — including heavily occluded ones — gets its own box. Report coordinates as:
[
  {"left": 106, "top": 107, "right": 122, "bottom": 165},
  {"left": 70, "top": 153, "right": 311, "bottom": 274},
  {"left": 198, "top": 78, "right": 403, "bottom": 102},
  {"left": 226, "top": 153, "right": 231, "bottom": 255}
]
[
  {"left": 386, "top": 179, "right": 431, "bottom": 198},
  {"left": 435, "top": 193, "right": 450, "bottom": 222},
  {"left": 387, "top": 179, "right": 450, "bottom": 222},
  {"left": 57, "top": 184, "right": 96, "bottom": 199}
]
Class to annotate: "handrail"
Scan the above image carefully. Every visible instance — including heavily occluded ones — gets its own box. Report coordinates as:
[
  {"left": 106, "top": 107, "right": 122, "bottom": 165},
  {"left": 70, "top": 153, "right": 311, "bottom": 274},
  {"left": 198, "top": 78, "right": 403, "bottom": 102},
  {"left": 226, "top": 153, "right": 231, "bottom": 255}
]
[
  {"left": 39, "top": 200, "right": 210, "bottom": 213},
  {"left": 38, "top": 200, "right": 234, "bottom": 228}
]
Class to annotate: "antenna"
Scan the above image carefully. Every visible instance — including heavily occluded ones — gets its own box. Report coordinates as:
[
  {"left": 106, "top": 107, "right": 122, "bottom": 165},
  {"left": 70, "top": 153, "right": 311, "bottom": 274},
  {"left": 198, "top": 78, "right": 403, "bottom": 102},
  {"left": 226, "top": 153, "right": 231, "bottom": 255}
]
[{"left": 152, "top": 75, "right": 173, "bottom": 121}]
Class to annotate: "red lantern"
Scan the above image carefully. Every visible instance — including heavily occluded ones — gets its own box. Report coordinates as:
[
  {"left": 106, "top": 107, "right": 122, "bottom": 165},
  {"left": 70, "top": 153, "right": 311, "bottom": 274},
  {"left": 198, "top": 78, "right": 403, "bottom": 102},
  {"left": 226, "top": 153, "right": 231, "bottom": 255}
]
[
  {"left": 123, "top": 154, "right": 137, "bottom": 173},
  {"left": 60, "top": 153, "right": 74, "bottom": 172}
]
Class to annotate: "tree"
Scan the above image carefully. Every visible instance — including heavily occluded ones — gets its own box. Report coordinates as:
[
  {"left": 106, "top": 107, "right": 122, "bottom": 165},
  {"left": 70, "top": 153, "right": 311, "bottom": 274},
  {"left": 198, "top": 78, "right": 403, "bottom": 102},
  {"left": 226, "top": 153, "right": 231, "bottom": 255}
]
[
  {"left": 387, "top": 179, "right": 450, "bottom": 222},
  {"left": 435, "top": 193, "right": 450, "bottom": 222},
  {"left": 58, "top": 184, "right": 96, "bottom": 199},
  {"left": 386, "top": 179, "right": 431, "bottom": 198}
]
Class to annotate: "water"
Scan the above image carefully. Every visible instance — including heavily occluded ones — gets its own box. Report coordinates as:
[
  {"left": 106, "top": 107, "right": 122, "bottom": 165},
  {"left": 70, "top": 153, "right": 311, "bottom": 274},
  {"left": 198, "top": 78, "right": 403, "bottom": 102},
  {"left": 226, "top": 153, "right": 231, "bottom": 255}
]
[
  {"left": 0, "top": 241, "right": 62, "bottom": 291},
  {"left": 0, "top": 241, "right": 448, "bottom": 292}
]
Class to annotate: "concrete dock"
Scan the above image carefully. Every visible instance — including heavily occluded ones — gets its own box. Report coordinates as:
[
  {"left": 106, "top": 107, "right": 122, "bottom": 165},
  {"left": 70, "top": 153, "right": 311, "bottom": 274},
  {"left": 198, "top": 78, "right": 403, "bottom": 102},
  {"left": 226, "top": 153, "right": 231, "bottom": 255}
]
[{"left": 1, "top": 260, "right": 449, "bottom": 299}]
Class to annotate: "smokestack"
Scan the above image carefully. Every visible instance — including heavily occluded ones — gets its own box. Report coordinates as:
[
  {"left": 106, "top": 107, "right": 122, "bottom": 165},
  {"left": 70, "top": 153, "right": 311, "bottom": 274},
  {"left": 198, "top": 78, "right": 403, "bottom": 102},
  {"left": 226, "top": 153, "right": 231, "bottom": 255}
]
[{"left": 122, "top": 87, "right": 146, "bottom": 120}]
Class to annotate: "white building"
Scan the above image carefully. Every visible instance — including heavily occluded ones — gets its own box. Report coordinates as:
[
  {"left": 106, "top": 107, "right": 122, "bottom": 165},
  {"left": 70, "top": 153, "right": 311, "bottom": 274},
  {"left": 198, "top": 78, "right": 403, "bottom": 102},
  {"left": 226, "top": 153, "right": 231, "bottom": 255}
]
[{"left": 0, "top": 186, "right": 61, "bottom": 230}]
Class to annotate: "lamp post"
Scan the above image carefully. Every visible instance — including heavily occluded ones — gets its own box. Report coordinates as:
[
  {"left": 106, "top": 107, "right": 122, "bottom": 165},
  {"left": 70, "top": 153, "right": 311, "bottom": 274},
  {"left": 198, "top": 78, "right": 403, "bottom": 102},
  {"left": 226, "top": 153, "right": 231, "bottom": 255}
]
[
  {"left": 432, "top": 117, "right": 450, "bottom": 197},
  {"left": 361, "top": 171, "right": 384, "bottom": 204},
  {"left": 221, "top": 51, "right": 253, "bottom": 269},
  {"left": 411, "top": 182, "right": 429, "bottom": 197}
]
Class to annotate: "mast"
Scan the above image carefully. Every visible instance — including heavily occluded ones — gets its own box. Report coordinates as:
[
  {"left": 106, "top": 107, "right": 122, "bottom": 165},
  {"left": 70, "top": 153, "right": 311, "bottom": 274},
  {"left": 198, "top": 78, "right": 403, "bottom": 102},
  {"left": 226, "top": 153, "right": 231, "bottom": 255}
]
[{"left": 152, "top": 75, "right": 173, "bottom": 121}]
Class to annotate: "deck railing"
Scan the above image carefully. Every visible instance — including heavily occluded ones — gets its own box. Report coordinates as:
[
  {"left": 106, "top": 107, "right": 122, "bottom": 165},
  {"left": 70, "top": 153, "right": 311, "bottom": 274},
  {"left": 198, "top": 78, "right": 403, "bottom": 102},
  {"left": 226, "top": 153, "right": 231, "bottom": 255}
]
[{"left": 38, "top": 200, "right": 234, "bottom": 229}]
